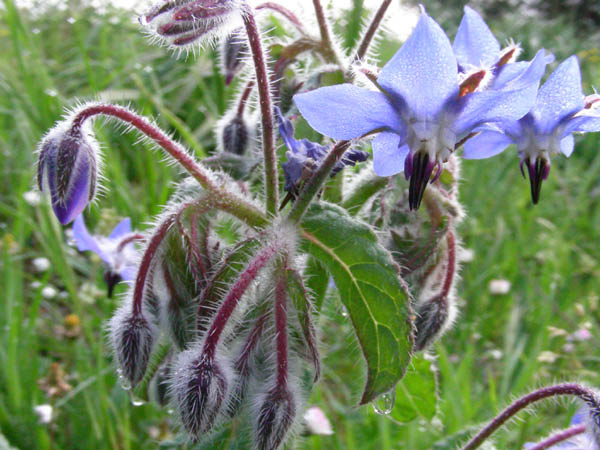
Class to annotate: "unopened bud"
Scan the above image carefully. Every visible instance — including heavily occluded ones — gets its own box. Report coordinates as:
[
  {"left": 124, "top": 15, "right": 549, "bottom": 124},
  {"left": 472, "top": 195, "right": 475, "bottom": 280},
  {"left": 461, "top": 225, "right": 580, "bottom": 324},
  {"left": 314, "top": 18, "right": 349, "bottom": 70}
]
[
  {"left": 221, "top": 28, "right": 247, "bottom": 85},
  {"left": 37, "top": 123, "right": 99, "bottom": 225},
  {"left": 109, "top": 304, "right": 157, "bottom": 387},
  {"left": 413, "top": 295, "right": 454, "bottom": 351},
  {"left": 220, "top": 114, "right": 251, "bottom": 155},
  {"left": 254, "top": 387, "right": 297, "bottom": 450},
  {"left": 172, "top": 347, "right": 232, "bottom": 436}
]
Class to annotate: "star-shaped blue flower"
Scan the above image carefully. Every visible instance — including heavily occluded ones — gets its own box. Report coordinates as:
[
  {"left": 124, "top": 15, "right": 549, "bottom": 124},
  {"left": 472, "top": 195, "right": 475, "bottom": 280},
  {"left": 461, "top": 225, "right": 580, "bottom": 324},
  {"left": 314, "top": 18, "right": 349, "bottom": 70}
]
[
  {"left": 453, "top": 6, "right": 554, "bottom": 90},
  {"left": 464, "top": 55, "right": 600, "bottom": 203},
  {"left": 73, "top": 214, "right": 139, "bottom": 296},
  {"left": 524, "top": 408, "right": 598, "bottom": 449},
  {"left": 274, "top": 106, "right": 368, "bottom": 195},
  {"left": 293, "top": 10, "right": 546, "bottom": 209}
]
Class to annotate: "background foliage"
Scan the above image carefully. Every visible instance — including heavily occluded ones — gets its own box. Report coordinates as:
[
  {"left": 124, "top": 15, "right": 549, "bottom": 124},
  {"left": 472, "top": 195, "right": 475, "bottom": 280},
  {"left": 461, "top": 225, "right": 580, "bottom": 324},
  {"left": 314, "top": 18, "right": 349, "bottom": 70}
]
[{"left": 1, "top": 0, "right": 599, "bottom": 448}]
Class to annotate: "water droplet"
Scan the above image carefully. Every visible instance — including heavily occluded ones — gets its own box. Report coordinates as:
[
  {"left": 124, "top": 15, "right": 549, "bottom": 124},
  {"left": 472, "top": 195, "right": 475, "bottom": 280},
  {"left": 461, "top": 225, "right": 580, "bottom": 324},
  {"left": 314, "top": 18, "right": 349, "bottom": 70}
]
[
  {"left": 117, "top": 370, "right": 131, "bottom": 391},
  {"left": 130, "top": 393, "right": 145, "bottom": 407},
  {"left": 167, "top": 408, "right": 174, "bottom": 415},
  {"left": 341, "top": 306, "right": 349, "bottom": 317},
  {"left": 372, "top": 391, "right": 395, "bottom": 415}
]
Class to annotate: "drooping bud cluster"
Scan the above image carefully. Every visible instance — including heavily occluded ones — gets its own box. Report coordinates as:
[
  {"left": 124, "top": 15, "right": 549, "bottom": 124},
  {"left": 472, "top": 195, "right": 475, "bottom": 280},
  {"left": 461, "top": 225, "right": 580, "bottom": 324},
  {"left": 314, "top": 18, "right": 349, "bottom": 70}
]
[
  {"left": 37, "top": 121, "right": 99, "bottom": 225},
  {"left": 140, "top": 0, "right": 243, "bottom": 49}
]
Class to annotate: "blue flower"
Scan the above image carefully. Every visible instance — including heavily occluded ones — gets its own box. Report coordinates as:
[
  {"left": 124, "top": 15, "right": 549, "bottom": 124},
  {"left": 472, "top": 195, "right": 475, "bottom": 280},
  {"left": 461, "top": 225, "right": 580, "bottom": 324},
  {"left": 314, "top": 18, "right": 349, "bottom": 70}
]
[
  {"left": 453, "top": 6, "right": 554, "bottom": 90},
  {"left": 524, "top": 408, "right": 598, "bottom": 449},
  {"left": 274, "top": 106, "right": 368, "bottom": 195},
  {"left": 464, "top": 56, "right": 600, "bottom": 203},
  {"left": 293, "top": 10, "right": 544, "bottom": 209},
  {"left": 72, "top": 214, "right": 139, "bottom": 297}
]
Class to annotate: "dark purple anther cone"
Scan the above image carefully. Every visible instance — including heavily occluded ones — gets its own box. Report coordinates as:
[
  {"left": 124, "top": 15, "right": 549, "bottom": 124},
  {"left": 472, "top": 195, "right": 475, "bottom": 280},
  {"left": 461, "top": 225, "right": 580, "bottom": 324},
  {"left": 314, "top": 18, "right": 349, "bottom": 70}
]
[
  {"left": 104, "top": 271, "right": 123, "bottom": 298},
  {"left": 408, "top": 152, "right": 435, "bottom": 211},
  {"left": 524, "top": 156, "right": 550, "bottom": 204},
  {"left": 37, "top": 127, "right": 97, "bottom": 225}
]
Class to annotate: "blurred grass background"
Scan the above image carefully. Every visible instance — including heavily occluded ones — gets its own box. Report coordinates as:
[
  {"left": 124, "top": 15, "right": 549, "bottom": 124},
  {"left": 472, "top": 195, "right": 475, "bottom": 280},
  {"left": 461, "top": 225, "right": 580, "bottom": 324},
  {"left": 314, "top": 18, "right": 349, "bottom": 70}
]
[{"left": 1, "top": 0, "right": 600, "bottom": 448}]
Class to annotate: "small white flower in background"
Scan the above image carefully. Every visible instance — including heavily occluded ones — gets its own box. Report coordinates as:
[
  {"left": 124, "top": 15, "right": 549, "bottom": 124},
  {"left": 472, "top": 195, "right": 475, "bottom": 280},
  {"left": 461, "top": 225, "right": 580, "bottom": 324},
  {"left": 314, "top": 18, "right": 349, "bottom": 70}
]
[
  {"left": 23, "top": 190, "right": 41, "bottom": 206},
  {"left": 303, "top": 407, "right": 334, "bottom": 435},
  {"left": 459, "top": 248, "right": 475, "bottom": 263},
  {"left": 568, "top": 328, "right": 592, "bottom": 342},
  {"left": 537, "top": 351, "right": 559, "bottom": 363},
  {"left": 41, "top": 285, "right": 58, "bottom": 299},
  {"left": 30, "top": 281, "right": 42, "bottom": 289},
  {"left": 488, "top": 279, "right": 511, "bottom": 295},
  {"left": 32, "top": 257, "right": 51, "bottom": 272},
  {"left": 489, "top": 349, "right": 503, "bottom": 360},
  {"left": 33, "top": 404, "right": 53, "bottom": 424}
]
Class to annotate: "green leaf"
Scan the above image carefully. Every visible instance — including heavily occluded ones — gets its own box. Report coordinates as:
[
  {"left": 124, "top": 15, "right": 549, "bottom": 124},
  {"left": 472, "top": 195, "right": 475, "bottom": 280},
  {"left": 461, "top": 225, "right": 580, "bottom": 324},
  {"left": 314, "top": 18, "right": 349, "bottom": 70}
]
[
  {"left": 390, "top": 355, "right": 437, "bottom": 423},
  {"left": 304, "top": 256, "right": 329, "bottom": 313},
  {"left": 300, "top": 202, "right": 413, "bottom": 403}
]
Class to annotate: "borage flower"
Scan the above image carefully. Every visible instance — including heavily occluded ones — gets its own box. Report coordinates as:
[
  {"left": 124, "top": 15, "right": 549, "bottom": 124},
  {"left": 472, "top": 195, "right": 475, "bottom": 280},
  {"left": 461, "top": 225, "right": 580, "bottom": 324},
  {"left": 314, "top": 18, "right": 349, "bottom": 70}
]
[
  {"left": 294, "top": 10, "right": 546, "bottom": 210},
  {"left": 453, "top": 6, "right": 554, "bottom": 90},
  {"left": 274, "top": 107, "right": 368, "bottom": 197},
  {"left": 524, "top": 408, "right": 599, "bottom": 449},
  {"left": 464, "top": 56, "right": 600, "bottom": 203},
  {"left": 72, "top": 214, "right": 140, "bottom": 297}
]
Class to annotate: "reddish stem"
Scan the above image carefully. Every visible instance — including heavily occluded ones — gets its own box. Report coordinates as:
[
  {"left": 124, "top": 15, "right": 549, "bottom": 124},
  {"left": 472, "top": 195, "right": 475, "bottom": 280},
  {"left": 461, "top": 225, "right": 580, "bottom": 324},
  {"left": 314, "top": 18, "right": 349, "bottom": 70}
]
[
  {"left": 236, "top": 80, "right": 255, "bottom": 117},
  {"left": 202, "top": 244, "right": 278, "bottom": 359},
  {"left": 462, "top": 383, "right": 600, "bottom": 450},
  {"left": 236, "top": 313, "right": 268, "bottom": 374},
  {"left": 242, "top": 7, "right": 278, "bottom": 216},
  {"left": 70, "top": 104, "right": 216, "bottom": 191},
  {"left": 311, "top": 0, "right": 337, "bottom": 63},
  {"left": 354, "top": 0, "right": 392, "bottom": 61},
  {"left": 274, "top": 270, "right": 289, "bottom": 388},
  {"left": 437, "top": 229, "right": 456, "bottom": 302},
  {"left": 116, "top": 233, "right": 145, "bottom": 253},
  {"left": 256, "top": 2, "right": 306, "bottom": 34},
  {"left": 527, "top": 424, "right": 586, "bottom": 450}
]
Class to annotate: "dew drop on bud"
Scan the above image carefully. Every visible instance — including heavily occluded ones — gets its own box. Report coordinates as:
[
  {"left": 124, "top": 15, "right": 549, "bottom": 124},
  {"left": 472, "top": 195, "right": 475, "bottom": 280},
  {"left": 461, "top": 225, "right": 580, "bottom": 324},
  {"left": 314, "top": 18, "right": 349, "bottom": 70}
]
[
  {"left": 340, "top": 306, "right": 349, "bottom": 318},
  {"left": 117, "top": 369, "right": 132, "bottom": 391},
  {"left": 372, "top": 390, "right": 395, "bottom": 415},
  {"left": 130, "top": 393, "right": 146, "bottom": 406}
]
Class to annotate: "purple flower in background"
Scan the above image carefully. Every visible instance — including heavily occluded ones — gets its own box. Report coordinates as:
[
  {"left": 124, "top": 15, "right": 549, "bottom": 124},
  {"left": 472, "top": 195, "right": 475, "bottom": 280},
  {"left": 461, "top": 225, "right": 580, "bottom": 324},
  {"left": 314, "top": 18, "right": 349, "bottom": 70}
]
[
  {"left": 72, "top": 214, "right": 140, "bottom": 297},
  {"left": 274, "top": 107, "right": 368, "bottom": 196},
  {"left": 453, "top": 6, "right": 554, "bottom": 90},
  {"left": 464, "top": 56, "right": 600, "bottom": 203},
  {"left": 294, "top": 10, "right": 545, "bottom": 210},
  {"left": 524, "top": 408, "right": 598, "bottom": 449}
]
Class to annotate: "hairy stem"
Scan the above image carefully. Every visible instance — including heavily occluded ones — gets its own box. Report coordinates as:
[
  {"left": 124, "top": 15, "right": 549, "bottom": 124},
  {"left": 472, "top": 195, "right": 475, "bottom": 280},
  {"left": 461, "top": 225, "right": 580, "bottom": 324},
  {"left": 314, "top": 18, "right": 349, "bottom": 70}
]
[
  {"left": 202, "top": 244, "right": 278, "bottom": 359},
  {"left": 526, "top": 424, "right": 586, "bottom": 450},
  {"left": 242, "top": 7, "right": 279, "bottom": 216},
  {"left": 287, "top": 140, "right": 350, "bottom": 223},
  {"left": 274, "top": 269, "right": 289, "bottom": 388},
  {"left": 311, "top": 0, "right": 338, "bottom": 64},
  {"left": 354, "top": 0, "right": 392, "bottom": 61},
  {"left": 236, "top": 80, "right": 255, "bottom": 116},
  {"left": 462, "top": 383, "right": 600, "bottom": 450},
  {"left": 256, "top": 2, "right": 306, "bottom": 34}
]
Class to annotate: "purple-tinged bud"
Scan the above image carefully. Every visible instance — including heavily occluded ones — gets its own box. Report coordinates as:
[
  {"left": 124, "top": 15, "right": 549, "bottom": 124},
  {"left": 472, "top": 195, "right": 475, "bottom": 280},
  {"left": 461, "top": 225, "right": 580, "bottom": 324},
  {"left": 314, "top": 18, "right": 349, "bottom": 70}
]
[
  {"left": 141, "top": 0, "right": 242, "bottom": 49},
  {"left": 413, "top": 293, "right": 455, "bottom": 351},
  {"left": 171, "top": 348, "right": 232, "bottom": 436},
  {"left": 254, "top": 387, "right": 297, "bottom": 450},
  {"left": 37, "top": 123, "right": 99, "bottom": 225},
  {"left": 220, "top": 115, "right": 251, "bottom": 155},
  {"left": 221, "top": 28, "right": 247, "bottom": 85},
  {"left": 109, "top": 302, "right": 158, "bottom": 387},
  {"left": 150, "top": 354, "right": 172, "bottom": 407}
]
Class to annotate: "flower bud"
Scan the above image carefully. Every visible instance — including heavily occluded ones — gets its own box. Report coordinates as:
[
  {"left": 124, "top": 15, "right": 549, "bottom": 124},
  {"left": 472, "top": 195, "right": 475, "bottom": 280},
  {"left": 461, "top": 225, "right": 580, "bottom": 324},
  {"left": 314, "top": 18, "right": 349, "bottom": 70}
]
[
  {"left": 171, "top": 347, "right": 232, "bottom": 436},
  {"left": 141, "top": 0, "right": 242, "bottom": 49},
  {"left": 220, "top": 114, "right": 251, "bottom": 155},
  {"left": 109, "top": 302, "right": 158, "bottom": 387},
  {"left": 37, "top": 123, "right": 99, "bottom": 225},
  {"left": 254, "top": 387, "right": 297, "bottom": 450},
  {"left": 221, "top": 28, "right": 247, "bottom": 85},
  {"left": 413, "top": 294, "right": 455, "bottom": 351}
]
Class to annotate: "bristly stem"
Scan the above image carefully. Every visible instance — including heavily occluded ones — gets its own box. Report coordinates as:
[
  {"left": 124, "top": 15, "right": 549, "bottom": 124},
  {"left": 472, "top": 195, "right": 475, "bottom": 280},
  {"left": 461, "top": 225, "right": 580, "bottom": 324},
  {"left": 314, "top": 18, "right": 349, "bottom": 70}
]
[
  {"left": 274, "top": 267, "right": 289, "bottom": 388},
  {"left": 526, "top": 424, "right": 586, "bottom": 450},
  {"left": 287, "top": 140, "right": 350, "bottom": 223},
  {"left": 236, "top": 80, "right": 255, "bottom": 116},
  {"left": 256, "top": 2, "right": 306, "bottom": 35},
  {"left": 69, "top": 103, "right": 268, "bottom": 228},
  {"left": 354, "top": 0, "right": 392, "bottom": 61},
  {"left": 462, "top": 383, "right": 600, "bottom": 450},
  {"left": 202, "top": 244, "right": 278, "bottom": 359},
  {"left": 311, "top": 0, "right": 338, "bottom": 64},
  {"left": 242, "top": 6, "right": 279, "bottom": 217}
]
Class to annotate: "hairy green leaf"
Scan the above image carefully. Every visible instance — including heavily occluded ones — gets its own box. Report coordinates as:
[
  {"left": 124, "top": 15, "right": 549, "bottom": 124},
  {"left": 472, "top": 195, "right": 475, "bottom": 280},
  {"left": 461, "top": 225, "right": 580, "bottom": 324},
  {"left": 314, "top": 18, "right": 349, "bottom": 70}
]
[{"left": 300, "top": 202, "right": 413, "bottom": 403}]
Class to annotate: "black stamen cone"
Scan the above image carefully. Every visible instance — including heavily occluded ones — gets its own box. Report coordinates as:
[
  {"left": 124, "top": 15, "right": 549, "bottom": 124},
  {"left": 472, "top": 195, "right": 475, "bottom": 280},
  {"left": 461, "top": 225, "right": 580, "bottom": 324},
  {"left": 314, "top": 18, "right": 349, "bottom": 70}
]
[
  {"left": 408, "top": 152, "right": 434, "bottom": 211},
  {"left": 104, "top": 271, "right": 122, "bottom": 298},
  {"left": 526, "top": 157, "right": 549, "bottom": 205}
]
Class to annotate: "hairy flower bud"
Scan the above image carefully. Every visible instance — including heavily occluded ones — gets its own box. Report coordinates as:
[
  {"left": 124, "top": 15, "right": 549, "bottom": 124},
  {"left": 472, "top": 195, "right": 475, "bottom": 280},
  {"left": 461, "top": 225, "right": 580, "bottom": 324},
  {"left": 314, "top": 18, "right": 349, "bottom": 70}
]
[
  {"left": 171, "top": 347, "right": 232, "bottom": 437},
  {"left": 141, "top": 0, "right": 242, "bottom": 49},
  {"left": 37, "top": 123, "right": 99, "bottom": 225},
  {"left": 221, "top": 28, "right": 247, "bottom": 85},
  {"left": 254, "top": 386, "right": 297, "bottom": 450},
  {"left": 220, "top": 114, "right": 251, "bottom": 155},
  {"left": 109, "top": 303, "right": 158, "bottom": 387},
  {"left": 413, "top": 294, "right": 456, "bottom": 351}
]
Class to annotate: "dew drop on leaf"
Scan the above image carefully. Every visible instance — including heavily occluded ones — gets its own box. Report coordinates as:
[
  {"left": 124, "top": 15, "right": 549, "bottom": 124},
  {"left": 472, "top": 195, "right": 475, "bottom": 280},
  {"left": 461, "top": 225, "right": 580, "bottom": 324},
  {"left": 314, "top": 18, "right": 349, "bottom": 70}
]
[{"left": 373, "top": 390, "right": 395, "bottom": 415}]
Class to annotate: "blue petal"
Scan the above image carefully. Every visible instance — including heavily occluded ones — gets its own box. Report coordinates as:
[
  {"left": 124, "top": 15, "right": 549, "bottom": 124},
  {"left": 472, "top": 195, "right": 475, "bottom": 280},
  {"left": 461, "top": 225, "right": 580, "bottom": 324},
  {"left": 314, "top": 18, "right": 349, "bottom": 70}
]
[
  {"left": 463, "top": 130, "right": 514, "bottom": 159},
  {"left": 294, "top": 84, "right": 401, "bottom": 140},
  {"left": 274, "top": 106, "right": 300, "bottom": 154},
  {"left": 453, "top": 6, "right": 500, "bottom": 69},
  {"left": 378, "top": 12, "right": 458, "bottom": 120},
  {"left": 109, "top": 218, "right": 132, "bottom": 240},
  {"left": 562, "top": 114, "right": 600, "bottom": 135},
  {"left": 372, "top": 132, "right": 408, "bottom": 176},
  {"left": 453, "top": 82, "right": 538, "bottom": 136},
  {"left": 72, "top": 214, "right": 110, "bottom": 263},
  {"left": 560, "top": 134, "right": 575, "bottom": 157},
  {"left": 119, "top": 266, "right": 137, "bottom": 282},
  {"left": 532, "top": 55, "right": 584, "bottom": 134},
  {"left": 494, "top": 49, "right": 553, "bottom": 91}
]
